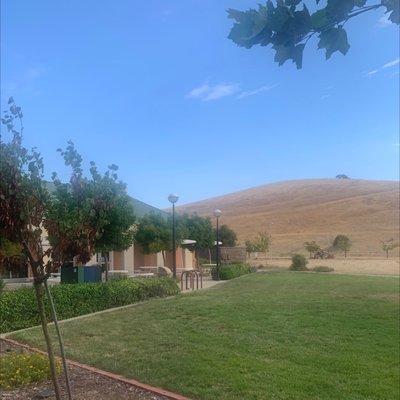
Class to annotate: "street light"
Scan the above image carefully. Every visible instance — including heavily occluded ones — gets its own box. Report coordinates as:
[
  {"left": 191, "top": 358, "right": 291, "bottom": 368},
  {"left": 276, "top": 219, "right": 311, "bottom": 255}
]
[
  {"left": 214, "top": 208, "right": 222, "bottom": 280},
  {"left": 168, "top": 194, "right": 179, "bottom": 278}
]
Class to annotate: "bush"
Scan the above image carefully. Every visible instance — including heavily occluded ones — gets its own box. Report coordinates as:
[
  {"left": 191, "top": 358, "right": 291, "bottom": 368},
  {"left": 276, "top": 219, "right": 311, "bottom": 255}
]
[
  {"left": 211, "top": 263, "right": 253, "bottom": 280},
  {"left": 289, "top": 254, "right": 308, "bottom": 271},
  {"left": 0, "top": 277, "right": 179, "bottom": 333},
  {"left": 0, "top": 352, "right": 61, "bottom": 389},
  {"left": 0, "top": 279, "right": 4, "bottom": 294},
  {"left": 311, "top": 266, "right": 334, "bottom": 272}
]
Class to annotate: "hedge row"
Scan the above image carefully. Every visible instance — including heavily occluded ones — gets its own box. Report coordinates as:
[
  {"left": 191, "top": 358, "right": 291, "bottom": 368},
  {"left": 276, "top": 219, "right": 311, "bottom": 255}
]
[
  {"left": 0, "top": 277, "right": 179, "bottom": 333},
  {"left": 211, "top": 263, "right": 255, "bottom": 280}
]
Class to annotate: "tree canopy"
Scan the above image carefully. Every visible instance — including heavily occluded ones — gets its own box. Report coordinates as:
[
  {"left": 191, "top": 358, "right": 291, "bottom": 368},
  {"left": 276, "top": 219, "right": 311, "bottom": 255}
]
[
  {"left": 246, "top": 232, "right": 272, "bottom": 253},
  {"left": 177, "top": 213, "right": 214, "bottom": 251},
  {"left": 217, "top": 224, "right": 238, "bottom": 247},
  {"left": 333, "top": 234, "right": 352, "bottom": 257},
  {"left": 227, "top": 0, "right": 399, "bottom": 69},
  {"left": 304, "top": 240, "right": 321, "bottom": 258}
]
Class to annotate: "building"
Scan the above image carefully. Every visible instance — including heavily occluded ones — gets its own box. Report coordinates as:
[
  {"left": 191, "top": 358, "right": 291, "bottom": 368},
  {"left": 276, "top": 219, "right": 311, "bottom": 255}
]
[{"left": 0, "top": 195, "right": 195, "bottom": 280}]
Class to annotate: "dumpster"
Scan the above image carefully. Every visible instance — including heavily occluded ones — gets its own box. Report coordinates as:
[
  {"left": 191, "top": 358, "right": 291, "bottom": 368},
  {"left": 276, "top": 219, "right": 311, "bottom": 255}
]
[{"left": 61, "top": 264, "right": 102, "bottom": 284}]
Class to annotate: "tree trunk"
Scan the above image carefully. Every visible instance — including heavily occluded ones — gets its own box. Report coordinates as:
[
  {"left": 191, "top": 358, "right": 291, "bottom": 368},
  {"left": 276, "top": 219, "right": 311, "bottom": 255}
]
[
  {"left": 386, "top": 250, "right": 389, "bottom": 259},
  {"left": 44, "top": 280, "right": 73, "bottom": 400},
  {"left": 208, "top": 248, "right": 211, "bottom": 264},
  {"left": 344, "top": 250, "right": 347, "bottom": 258},
  {"left": 34, "top": 282, "right": 61, "bottom": 400}
]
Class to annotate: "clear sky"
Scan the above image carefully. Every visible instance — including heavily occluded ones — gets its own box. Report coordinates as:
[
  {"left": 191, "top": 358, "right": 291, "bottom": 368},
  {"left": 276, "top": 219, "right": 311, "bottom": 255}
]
[{"left": 1, "top": 0, "right": 399, "bottom": 209}]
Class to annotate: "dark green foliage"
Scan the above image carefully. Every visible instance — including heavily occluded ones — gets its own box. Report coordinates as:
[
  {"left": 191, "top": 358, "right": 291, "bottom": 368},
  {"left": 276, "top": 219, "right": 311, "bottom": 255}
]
[
  {"left": 227, "top": 0, "right": 399, "bottom": 68},
  {"left": 0, "top": 277, "right": 179, "bottom": 333},
  {"left": 211, "top": 263, "right": 253, "bottom": 280},
  {"left": 135, "top": 212, "right": 170, "bottom": 254},
  {"left": 289, "top": 254, "right": 308, "bottom": 270},
  {"left": 333, "top": 234, "right": 351, "bottom": 257},
  {"left": 217, "top": 224, "right": 237, "bottom": 247},
  {"left": 177, "top": 214, "right": 214, "bottom": 251},
  {"left": 311, "top": 265, "right": 334, "bottom": 272}
]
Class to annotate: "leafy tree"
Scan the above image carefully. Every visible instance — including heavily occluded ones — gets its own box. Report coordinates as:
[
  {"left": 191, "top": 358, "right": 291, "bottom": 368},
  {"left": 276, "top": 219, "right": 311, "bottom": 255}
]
[
  {"left": 304, "top": 240, "right": 321, "bottom": 258},
  {"left": 381, "top": 238, "right": 399, "bottom": 259},
  {"left": 216, "top": 224, "right": 237, "bottom": 247},
  {"left": 246, "top": 232, "right": 272, "bottom": 254},
  {"left": 135, "top": 212, "right": 170, "bottom": 263},
  {"left": 177, "top": 213, "right": 214, "bottom": 264},
  {"left": 1, "top": 98, "right": 137, "bottom": 399},
  {"left": 336, "top": 174, "right": 350, "bottom": 179},
  {"left": 45, "top": 143, "right": 136, "bottom": 280},
  {"left": 333, "top": 234, "right": 352, "bottom": 258},
  {"left": 1, "top": 98, "right": 62, "bottom": 398},
  {"left": 227, "top": 0, "right": 399, "bottom": 69}
]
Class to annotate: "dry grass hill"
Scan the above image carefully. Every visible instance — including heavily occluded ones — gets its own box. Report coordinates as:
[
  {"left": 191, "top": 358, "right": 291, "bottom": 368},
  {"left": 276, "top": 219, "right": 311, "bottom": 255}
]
[{"left": 177, "top": 179, "right": 399, "bottom": 257}]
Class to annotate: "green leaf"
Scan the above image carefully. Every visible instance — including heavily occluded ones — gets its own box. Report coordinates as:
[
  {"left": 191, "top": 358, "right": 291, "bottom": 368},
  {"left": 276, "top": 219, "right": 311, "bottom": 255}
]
[
  {"left": 317, "top": 27, "right": 350, "bottom": 59},
  {"left": 382, "top": 0, "right": 400, "bottom": 24},
  {"left": 273, "top": 43, "right": 305, "bottom": 69},
  {"left": 311, "top": 9, "right": 329, "bottom": 30}
]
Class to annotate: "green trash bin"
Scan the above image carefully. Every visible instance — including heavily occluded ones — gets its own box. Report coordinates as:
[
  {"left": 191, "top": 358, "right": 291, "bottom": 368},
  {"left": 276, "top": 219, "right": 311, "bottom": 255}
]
[{"left": 61, "top": 263, "right": 78, "bottom": 284}]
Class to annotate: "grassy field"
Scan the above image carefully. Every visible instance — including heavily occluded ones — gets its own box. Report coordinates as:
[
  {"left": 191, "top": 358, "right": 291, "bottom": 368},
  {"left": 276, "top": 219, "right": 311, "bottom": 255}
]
[{"left": 11, "top": 272, "right": 400, "bottom": 400}]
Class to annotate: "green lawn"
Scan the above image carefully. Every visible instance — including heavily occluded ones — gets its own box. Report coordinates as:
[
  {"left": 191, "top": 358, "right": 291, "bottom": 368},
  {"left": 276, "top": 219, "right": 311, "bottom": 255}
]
[{"left": 11, "top": 272, "right": 399, "bottom": 400}]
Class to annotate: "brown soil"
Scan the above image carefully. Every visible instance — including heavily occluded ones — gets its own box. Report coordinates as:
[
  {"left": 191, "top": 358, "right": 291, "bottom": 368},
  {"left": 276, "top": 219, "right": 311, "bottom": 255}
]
[
  {"left": 177, "top": 179, "right": 399, "bottom": 256},
  {"left": 0, "top": 340, "right": 167, "bottom": 400}
]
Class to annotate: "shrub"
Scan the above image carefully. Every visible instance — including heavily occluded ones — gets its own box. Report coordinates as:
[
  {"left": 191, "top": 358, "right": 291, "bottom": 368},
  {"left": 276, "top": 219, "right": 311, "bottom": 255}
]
[
  {"left": 311, "top": 266, "right": 334, "bottom": 272},
  {"left": 211, "top": 263, "right": 253, "bottom": 280},
  {"left": 289, "top": 254, "right": 308, "bottom": 271},
  {"left": 0, "top": 352, "right": 61, "bottom": 389},
  {"left": 0, "top": 279, "right": 4, "bottom": 294},
  {"left": 0, "top": 277, "right": 179, "bottom": 333}
]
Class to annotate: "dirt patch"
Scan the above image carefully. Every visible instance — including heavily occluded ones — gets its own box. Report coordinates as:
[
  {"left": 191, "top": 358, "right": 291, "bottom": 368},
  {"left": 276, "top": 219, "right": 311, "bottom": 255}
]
[{"left": 0, "top": 340, "right": 168, "bottom": 400}]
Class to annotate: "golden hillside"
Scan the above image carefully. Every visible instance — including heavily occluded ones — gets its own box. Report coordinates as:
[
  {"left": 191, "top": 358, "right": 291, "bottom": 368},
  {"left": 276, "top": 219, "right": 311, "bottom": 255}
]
[{"left": 178, "top": 179, "right": 399, "bottom": 256}]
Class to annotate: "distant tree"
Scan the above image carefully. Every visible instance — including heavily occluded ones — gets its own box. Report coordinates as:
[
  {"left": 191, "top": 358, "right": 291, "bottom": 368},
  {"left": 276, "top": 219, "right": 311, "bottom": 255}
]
[
  {"left": 177, "top": 213, "right": 214, "bottom": 264},
  {"left": 381, "top": 239, "right": 399, "bottom": 259},
  {"left": 304, "top": 241, "right": 321, "bottom": 258},
  {"left": 246, "top": 232, "right": 272, "bottom": 255},
  {"left": 333, "top": 234, "right": 352, "bottom": 258},
  {"left": 227, "top": 1, "right": 399, "bottom": 69},
  {"left": 336, "top": 174, "right": 350, "bottom": 179},
  {"left": 135, "top": 212, "right": 170, "bottom": 263},
  {"left": 216, "top": 224, "right": 237, "bottom": 247}
]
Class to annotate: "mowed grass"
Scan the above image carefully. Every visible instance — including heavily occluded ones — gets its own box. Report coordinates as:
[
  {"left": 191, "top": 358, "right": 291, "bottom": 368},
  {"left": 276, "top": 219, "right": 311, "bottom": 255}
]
[{"left": 11, "top": 272, "right": 400, "bottom": 400}]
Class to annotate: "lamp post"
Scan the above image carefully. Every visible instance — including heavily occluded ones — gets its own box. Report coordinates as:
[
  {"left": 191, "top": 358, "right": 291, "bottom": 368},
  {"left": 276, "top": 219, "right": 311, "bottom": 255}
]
[
  {"left": 214, "top": 208, "right": 222, "bottom": 280},
  {"left": 168, "top": 193, "right": 179, "bottom": 278}
]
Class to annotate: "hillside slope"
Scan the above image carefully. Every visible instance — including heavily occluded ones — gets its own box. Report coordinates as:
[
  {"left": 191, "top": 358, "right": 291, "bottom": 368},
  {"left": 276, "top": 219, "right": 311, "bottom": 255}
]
[{"left": 177, "top": 179, "right": 399, "bottom": 256}]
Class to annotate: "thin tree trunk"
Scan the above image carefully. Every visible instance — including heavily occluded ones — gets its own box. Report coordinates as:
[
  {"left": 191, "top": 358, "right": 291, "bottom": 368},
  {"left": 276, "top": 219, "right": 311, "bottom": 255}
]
[
  {"left": 34, "top": 281, "right": 61, "bottom": 400},
  {"left": 104, "top": 253, "right": 109, "bottom": 282},
  {"left": 208, "top": 248, "right": 211, "bottom": 264},
  {"left": 44, "top": 280, "right": 73, "bottom": 400}
]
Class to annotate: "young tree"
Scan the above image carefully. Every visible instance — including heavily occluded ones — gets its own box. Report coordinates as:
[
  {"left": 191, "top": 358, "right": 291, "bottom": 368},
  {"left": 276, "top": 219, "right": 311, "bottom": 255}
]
[
  {"left": 1, "top": 98, "right": 62, "bottom": 398},
  {"left": 216, "top": 224, "right": 237, "bottom": 247},
  {"left": 333, "top": 234, "right": 352, "bottom": 258},
  {"left": 304, "top": 241, "right": 320, "bottom": 258},
  {"left": 246, "top": 232, "right": 272, "bottom": 255},
  {"left": 227, "top": 0, "right": 399, "bottom": 69},
  {"left": 1, "top": 98, "right": 137, "bottom": 399},
  {"left": 381, "top": 238, "right": 399, "bottom": 259},
  {"left": 45, "top": 143, "right": 136, "bottom": 280}
]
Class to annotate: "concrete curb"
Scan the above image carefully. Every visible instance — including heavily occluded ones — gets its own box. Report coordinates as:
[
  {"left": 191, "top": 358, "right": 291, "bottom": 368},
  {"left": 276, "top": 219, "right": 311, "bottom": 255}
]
[{"left": 2, "top": 337, "right": 189, "bottom": 400}]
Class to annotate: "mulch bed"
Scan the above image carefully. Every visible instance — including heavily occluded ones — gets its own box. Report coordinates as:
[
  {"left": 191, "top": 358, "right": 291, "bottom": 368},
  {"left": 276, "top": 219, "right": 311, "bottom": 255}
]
[{"left": 0, "top": 340, "right": 168, "bottom": 400}]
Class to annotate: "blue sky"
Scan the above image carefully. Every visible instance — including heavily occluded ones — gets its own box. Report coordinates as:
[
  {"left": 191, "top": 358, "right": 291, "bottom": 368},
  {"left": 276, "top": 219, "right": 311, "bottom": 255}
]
[{"left": 1, "top": 0, "right": 399, "bottom": 209}]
